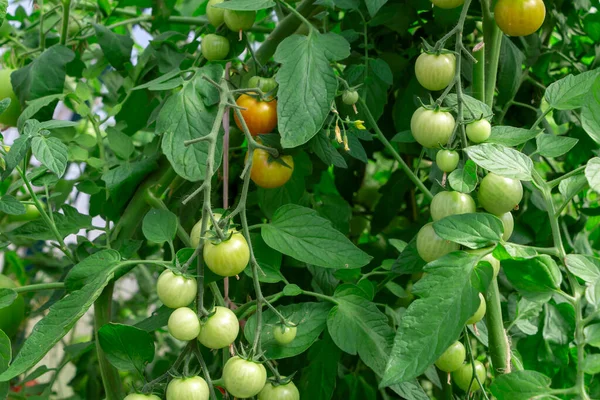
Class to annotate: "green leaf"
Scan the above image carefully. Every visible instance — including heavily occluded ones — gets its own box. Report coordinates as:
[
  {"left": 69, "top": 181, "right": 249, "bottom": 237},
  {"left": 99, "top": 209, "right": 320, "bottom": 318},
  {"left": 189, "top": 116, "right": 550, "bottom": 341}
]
[
  {"left": 283, "top": 284, "right": 302, "bottom": 297},
  {"left": 0, "top": 98, "right": 10, "bottom": 119},
  {"left": 142, "top": 209, "right": 177, "bottom": 243},
  {"left": 487, "top": 126, "right": 541, "bottom": 147},
  {"left": 497, "top": 37, "right": 525, "bottom": 105},
  {"left": 464, "top": 143, "right": 533, "bottom": 181},
  {"left": 16, "top": 94, "right": 65, "bottom": 131},
  {"left": 106, "top": 127, "right": 134, "bottom": 160},
  {"left": 536, "top": 134, "right": 579, "bottom": 158},
  {"left": 586, "top": 157, "right": 600, "bottom": 193},
  {"left": 243, "top": 233, "right": 283, "bottom": 283},
  {"left": 489, "top": 370, "right": 552, "bottom": 400},
  {"left": 261, "top": 204, "right": 372, "bottom": 269},
  {"left": 582, "top": 354, "right": 600, "bottom": 374},
  {"left": 31, "top": 136, "right": 68, "bottom": 177},
  {"left": 545, "top": 69, "right": 600, "bottom": 110},
  {"left": 93, "top": 24, "right": 133, "bottom": 69},
  {"left": 582, "top": 76, "right": 600, "bottom": 144},
  {"left": 274, "top": 32, "right": 350, "bottom": 148},
  {"left": 433, "top": 213, "right": 503, "bottom": 249},
  {"left": 559, "top": 174, "right": 588, "bottom": 201},
  {"left": 244, "top": 302, "right": 332, "bottom": 359},
  {"left": 0, "top": 289, "right": 17, "bottom": 309},
  {"left": 299, "top": 334, "right": 341, "bottom": 400},
  {"left": 8, "top": 205, "right": 92, "bottom": 240},
  {"left": 102, "top": 158, "right": 158, "bottom": 209},
  {"left": 134, "top": 305, "right": 173, "bottom": 332},
  {"left": 502, "top": 255, "right": 562, "bottom": 295},
  {"left": 445, "top": 94, "right": 492, "bottom": 120},
  {"left": 309, "top": 130, "right": 347, "bottom": 168},
  {"left": 381, "top": 252, "right": 481, "bottom": 387},
  {"left": 0, "top": 0, "right": 7, "bottom": 28},
  {"left": 344, "top": 58, "right": 393, "bottom": 122},
  {"left": 98, "top": 323, "right": 155, "bottom": 374},
  {"left": 1, "top": 134, "right": 32, "bottom": 180},
  {"left": 65, "top": 249, "right": 122, "bottom": 291},
  {"left": 365, "top": 0, "right": 387, "bottom": 17},
  {"left": 0, "top": 330, "right": 10, "bottom": 399},
  {"left": 132, "top": 68, "right": 183, "bottom": 91},
  {"left": 392, "top": 239, "right": 426, "bottom": 275},
  {"left": 213, "top": 0, "right": 275, "bottom": 10},
  {"left": 0, "top": 195, "right": 25, "bottom": 215},
  {"left": 584, "top": 323, "right": 600, "bottom": 348},
  {"left": 448, "top": 160, "right": 478, "bottom": 193},
  {"left": 565, "top": 254, "right": 600, "bottom": 283}
]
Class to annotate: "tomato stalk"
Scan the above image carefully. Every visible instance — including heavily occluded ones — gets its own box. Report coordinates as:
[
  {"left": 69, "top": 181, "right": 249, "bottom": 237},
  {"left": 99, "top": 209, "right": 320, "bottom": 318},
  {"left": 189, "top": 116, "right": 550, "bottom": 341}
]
[
  {"left": 13, "top": 282, "right": 65, "bottom": 293},
  {"left": 60, "top": 0, "right": 71, "bottom": 45},
  {"left": 481, "top": 0, "right": 502, "bottom": 108}
]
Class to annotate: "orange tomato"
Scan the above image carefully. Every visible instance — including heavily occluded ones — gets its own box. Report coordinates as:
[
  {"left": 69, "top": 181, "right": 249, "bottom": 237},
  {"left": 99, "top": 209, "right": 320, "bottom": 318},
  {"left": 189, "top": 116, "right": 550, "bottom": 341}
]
[
  {"left": 234, "top": 94, "right": 277, "bottom": 136},
  {"left": 248, "top": 148, "right": 293, "bottom": 189}
]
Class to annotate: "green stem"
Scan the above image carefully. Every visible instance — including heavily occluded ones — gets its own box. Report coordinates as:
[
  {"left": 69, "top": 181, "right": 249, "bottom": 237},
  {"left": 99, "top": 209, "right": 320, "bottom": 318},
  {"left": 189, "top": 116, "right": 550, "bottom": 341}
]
[
  {"left": 485, "top": 280, "right": 511, "bottom": 375},
  {"left": 472, "top": 42, "right": 485, "bottom": 102},
  {"left": 13, "top": 282, "right": 65, "bottom": 293},
  {"left": 532, "top": 107, "right": 552, "bottom": 131},
  {"left": 547, "top": 165, "right": 586, "bottom": 188},
  {"left": 60, "top": 0, "right": 71, "bottom": 45},
  {"left": 39, "top": 0, "right": 46, "bottom": 50},
  {"left": 301, "top": 290, "right": 339, "bottom": 304},
  {"left": 482, "top": 0, "right": 502, "bottom": 108}
]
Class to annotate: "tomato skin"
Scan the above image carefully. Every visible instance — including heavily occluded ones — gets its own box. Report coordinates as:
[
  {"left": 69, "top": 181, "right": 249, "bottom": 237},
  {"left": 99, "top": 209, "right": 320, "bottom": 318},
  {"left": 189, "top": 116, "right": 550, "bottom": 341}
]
[
  {"left": 415, "top": 53, "right": 456, "bottom": 91},
  {"left": 431, "top": 0, "right": 465, "bottom": 9},
  {"left": 435, "top": 341, "right": 466, "bottom": 372},
  {"left": 273, "top": 325, "right": 297, "bottom": 345},
  {"left": 499, "top": 212, "right": 514, "bottom": 241},
  {"left": 453, "top": 361, "right": 486, "bottom": 392},
  {"left": 249, "top": 149, "right": 294, "bottom": 189},
  {"left": 124, "top": 394, "right": 162, "bottom": 400},
  {"left": 224, "top": 10, "right": 256, "bottom": 31},
  {"left": 466, "top": 293, "right": 486, "bottom": 325},
  {"left": 197, "top": 306, "right": 239, "bottom": 349},
  {"left": 234, "top": 94, "right": 277, "bottom": 136},
  {"left": 0, "top": 275, "right": 25, "bottom": 338},
  {"left": 201, "top": 34, "right": 230, "bottom": 61},
  {"left": 203, "top": 232, "right": 250, "bottom": 277},
  {"left": 494, "top": 0, "right": 546, "bottom": 37},
  {"left": 156, "top": 270, "right": 198, "bottom": 309},
  {"left": 168, "top": 307, "right": 201, "bottom": 341},
  {"left": 411, "top": 107, "right": 455, "bottom": 149},
  {"left": 190, "top": 213, "right": 222, "bottom": 248},
  {"left": 206, "top": 0, "right": 225, "bottom": 27},
  {"left": 416, "top": 223, "right": 460, "bottom": 263},
  {"left": 166, "top": 376, "right": 209, "bottom": 400},
  {"left": 430, "top": 191, "right": 476, "bottom": 221},
  {"left": 478, "top": 173, "right": 523, "bottom": 215},
  {"left": 342, "top": 90, "right": 359, "bottom": 105},
  {"left": 0, "top": 69, "right": 21, "bottom": 127},
  {"left": 466, "top": 119, "right": 491, "bottom": 143},
  {"left": 223, "top": 356, "right": 267, "bottom": 398},
  {"left": 258, "top": 381, "right": 300, "bottom": 400},
  {"left": 436, "top": 150, "right": 460, "bottom": 173}
]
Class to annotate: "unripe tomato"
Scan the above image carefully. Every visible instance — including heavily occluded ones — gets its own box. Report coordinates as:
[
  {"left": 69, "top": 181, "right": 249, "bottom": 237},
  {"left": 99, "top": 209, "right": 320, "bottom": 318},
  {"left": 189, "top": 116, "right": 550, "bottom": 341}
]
[
  {"left": 248, "top": 76, "right": 278, "bottom": 94},
  {"left": 190, "top": 213, "right": 222, "bottom": 248},
  {"left": 258, "top": 380, "right": 300, "bottom": 400},
  {"left": 168, "top": 307, "right": 201, "bottom": 341},
  {"left": 124, "top": 394, "right": 161, "bottom": 400},
  {"left": 203, "top": 232, "right": 250, "bottom": 277},
  {"left": 494, "top": 0, "right": 546, "bottom": 37},
  {"left": 431, "top": 0, "right": 465, "bottom": 9},
  {"left": 342, "top": 90, "right": 359, "bottom": 105},
  {"left": 224, "top": 10, "right": 256, "bottom": 32},
  {"left": 499, "top": 212, "right": 514, "bottom": 241},
  {"left": 201, "top": 34, "right": 230, "bottom": 61},
  {"left": 436, "top": 150, "right": 460, "bottom": 173},
  {"left": 478, "top": 173, "right": 523, "bottom": 215},
  {"left": 156, "top": 270, "right": 198, "bottom": 309},
  {"left": 234, "top": 94, "right": 277, "bottom": 136},
  {"left": 467, "top": 249, "right": 501, "bottom": 279},
  {"left": 7, "top": 204, "right": 41, "bottom": 222},
  {"left": 0, "top": 69, "right": 21, "bottom": 127},
  {"left": 435, "top": 341, "right": 466, "bottom": 372},
  {"left": 273, "top": 325, "right": 297, "bottom": 345},
  {"left": 0, "top": 275, "right": 25, "bottom": 337},
  {"left": 466, "top": 293, "right": 486, "bottom": 325},
  {"left": 166, "top": 376, "right": 209, "bottom": 400},
  {"left": 416, "top": 223, "right": 460, "bottom": 263},
  {"left": 430, "top": 191, "right": 476, "bottom": 221},
  {"left": 466, "top": 119, "right": 491, "bottom": 143},
  {"left": 453, "top": 361, "right": 486, "bottom": 392},
  {"left": 206, "top": 0, "right": 225, "bottom": 27},
  {"left": 249, "top": 149, "right": 294, "bottom": 189},
  {"left": 411, "top": 107, "right": 455, "bottom": 149},
  {"left": 197, "top": 306, "right": 239, "bottom": 349},
  {"left": 223, "top": 356, "right": 267, "bottom": 398},
  {"left": 415, "top": 53, "right": 456, "bottom": 91}
]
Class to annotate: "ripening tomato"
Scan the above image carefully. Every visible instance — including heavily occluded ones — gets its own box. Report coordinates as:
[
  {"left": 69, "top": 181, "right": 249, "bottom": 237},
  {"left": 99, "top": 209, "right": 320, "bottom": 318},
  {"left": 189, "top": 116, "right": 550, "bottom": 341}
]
[
  {"left": 494, "top": 0, "right": 546, "bottom": 37},
  {"left": 249, "top": 149, "right": 294, "bottom": 189},
  {"left": 478, "top": 173, "right": 523, "bottom": 215},
  {"left": 453, "top": 361, "right": 486, "bottom": 392},
  {"left": 0, "top": 69, "right": 21, "bottom": 127},
  {"left": 436, "top": 150, "right": 460, "bottom": 173},
  {"left": 415, "top": 53, "right": 456, "bottom": 91},
  {"left": 499, "top": 212, "right": 514, "bottom": 241},
  {"left": 124, "top": 394, "right": 161, "bottom": 400},
  {"left": 416, "top": 223, "right": 460, "bottom": 263},
  {"left": 234, "top": 94, "right": 277, "bottom": 136},
  {"left": 201, "top": 34, "right": 230, "bottom": 61},
  {"left": 411, "top": 107, "right": 455, "bottom": 149},
  {"left": 431, "top": 0, "right": 465, "bottom": 9},
  {"left": 223, "top": 356, "right": 267, "bottom": 398},
  {"left": 466, "top": 119, "right": 491, "bottom": 143},
  {"left": 168, "top": 307, "right": 201, "bottom": 341},
  {"left": 224, "top": 10, "right": 256, "bottom": 32},
  {"left": 166, "top": 376, "right": 209, "bottom": 400},
  {"left": 466, "top": 293, "right": 486, "bottom": 325},
  {"left": 197, "top": 306, "right": 239, "bottom": 349},
  {"left": 190, "top": 213, "right": 222, "bottom": 248},
  {"left": 0, "top": 275, "right": 25, "bottom": 337},
  {"left": 435, "top": 341, "right": 466, "bottom": 372},
  {"left": 273, "top": 325, "right": 297, "bottom": 345},
  {"left": 206, "top": 0, "right": 225, "bottom": 27},
  {"left": 430, "top": 191, "right": 476, "bottom": 221},
  {"left": 258, "top": 380, "right": 300, "bottom": 400},
  {"left": 203, "top": 232, "right": 250, "bottom": 277},
  {"left": 156, "top": 270, "right": 197, "bottom": 309}
]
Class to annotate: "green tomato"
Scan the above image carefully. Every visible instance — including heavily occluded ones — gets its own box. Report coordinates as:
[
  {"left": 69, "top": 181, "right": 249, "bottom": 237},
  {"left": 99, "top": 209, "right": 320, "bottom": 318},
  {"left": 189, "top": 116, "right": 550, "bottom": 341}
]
[
  {"left": 273, "top": 325, "right": 297, "bottom": 345},
  {"left": 203, "top": 232, "right": 250, "bottom": 277},
  {"left": 224, "top": 10, "right": 256, "bottom": 32},
  {"left": 201, "top": 34, "right": 230, "bottom": 61},
  {"left": 435, "top": 341, "right": 466, "bottom": 372},
  {"left": 124, "top": 394, "right": 161, "bottom": 400},
  {"left": 499, "top": 212, "right": 514, "bottom": 241},
  {"left": 478, "top": 173, "right": 523, "bottom": 215},
  {"left": 436, "top": 150, "right": 460, "bottom": 173},
  {"left": 342, "top": 90, "right": 359, "bottom": 105},
  {"left": 168, "top": 307, "right": 201, "bottom": 341},
  {"left": 206, "top": 0, "right": 225, "bottom": 27},
  {"left": 0, "top": 275, "right": 25, "bottom": 337},
  {"left": 0, "top": 69, "right": 21, "bottom": 127},
  {"left": 466, "top": 293, "right": 486, "bottom": 325},
  {"left": 452, "top": 361, "right": 486, "bottom": 392},
  {"left": 466, "top": 119, "right": 491, "bottom": 143},
  {"left": 8, "top": 204, "right": 41, "bottom": 222},
  {"left": 258, "top": 380, "right": 300, "bottom": 400},
  {"left": 156, "top": 270, "right": 197, "bottom": 309},
  {"left": 431, "top": 0, "right": 465, "bottom": 9},
  {"left": 416, "top": 223, "right": 460, "bottom": 263},
  {"left": 248, "top": 76, "right": 278, "bottom": 94},
  {"left": 415, "top": 52, "right": 456, "bottom": 91},
  {"left": 190, "top": 213, "right": 222, "bottom": 248},
  {"left": 411, "top": 107, "right": 455, "bottom": 149},
  {"left": 166, "top": 376, "right": 209, "bottom": 400},
  {"left": 430, "top": 191, "right": 476, "bottom": 221},
  {"left": 223, "top": 356, "right": 267, "bottom": 398},
  {"left": 467, "top": 249, "right": 501, "bottom": 279},
  {"left": 197, "top": 306, "right": 239, "bottom": 349}
]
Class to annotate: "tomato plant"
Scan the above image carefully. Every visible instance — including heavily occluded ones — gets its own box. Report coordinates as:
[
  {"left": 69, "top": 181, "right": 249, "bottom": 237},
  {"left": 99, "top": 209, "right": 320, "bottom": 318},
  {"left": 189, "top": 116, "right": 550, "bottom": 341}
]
[
  {"left": 234, "top": 94, "right": 278, "bottom": 136},
  {"left": 203, "top": 232, "right": 250, "bottom": 276},
  {"left": 223, "top": 356, "right": 267, "bottom": 398},
  {"left": 0, "top": 275, "right": 25, "bottom": 337},
  {"left": 166, "top": 376, "right": 209, "bottom": 400},
  {"left": 197, "top": 306, "right": 239, "bottom": 349},
  {"left": 415, "top": 52, "right": 456, "bottom": 91}
]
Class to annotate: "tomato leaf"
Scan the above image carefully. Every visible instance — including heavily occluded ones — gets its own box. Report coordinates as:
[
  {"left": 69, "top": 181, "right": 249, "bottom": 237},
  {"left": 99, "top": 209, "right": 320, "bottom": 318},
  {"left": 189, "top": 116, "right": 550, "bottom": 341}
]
[
  {"left": 31, "top": 136, "right": 68, "bottom": 178},
  {"left": 299, "top": 333, "right": 341, "bottom": 400},
  {"left": 585, "top": 157, "right": 600, "bottom": 193},
  {"left": 582, "top": 354, "right": 600, "bottom": 374},
  {"left": 0, "top": 195, "right": 25, "bottom": 215},
  {"left": 261, "top": 204, "right": 372, "bottom": 269},
  {"left": 448, "top": 160, "right": 478, "bottom": 193},
  {"left": 391, "top": 239, "right": 426, "bottom": 275},
  {"left": 582, "top": 75, "right": 600, "bottom": 144},
  {"left": 445, "top": 94, "right": 492, "bottom": 120},
  {"left": 8, "top": 205, "right": 92, "bottom": 241},
  {"left": 464, "top": 143, "right": 533, "bottom": 181},
  {"left": 559, "top": 174, "right": 588, "bottom": 201},
  {"left": 502, "top": 255, "right": 562, "bottom": 295},
  {"left": 212, "top": 0, "right": 275, "bottom": 10},
  {"left": 274, "top": 32, "right": 350, "bottom": 148},
  {"left": 93, "top": 24, "right": 134, "bottom": 70},
  {"left": 489, "top": 370, "right": 552, "bottom": 400},
  {"left": 142, "top": 209, "right": 178, "bottom": 244},
  {"left": 309, "top": 130, "right": 347, "bottom": 168},
  {"left": 65, "top": 249, "right": 122, "bottom": 292},
  {"left": 488, "top": 126, "right": 541, "bottom": 147},
  {"left": 536, "top": 134, "right": 579, "bottom": 158},
  {"left": 433, "top": 213, "right": 504, "bottom": 249},
  {"left": 545, "top": 69, "right": 600, "bottom": 110},
  {"left": 565, "top": 254, "right": 600, "bottom": 283},
  {"left": 0, "top": 289, "right": 17, "bottom": 309},
  {"left": 0, "top": 330, "right": 10, "bottom": 399},
  {"left": 243, "top": 233, "right": 283, "bottom": 283},
  {"left": 98, "top": 323, "right": 155, "bottom": 375}
]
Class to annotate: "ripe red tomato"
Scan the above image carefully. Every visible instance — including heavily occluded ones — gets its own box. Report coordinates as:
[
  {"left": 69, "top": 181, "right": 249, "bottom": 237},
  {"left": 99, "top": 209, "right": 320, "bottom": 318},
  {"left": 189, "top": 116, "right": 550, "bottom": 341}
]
[
  {"left": 435, "top": 341, "right": 466, "bottom": 372},
  {"left": 494, "top": 0, "right": 546, "bottom": 37},
  {"left": 234, "top": 94, "right": 277, "bottom": 136},
  {"left": 0, "top": 275, "right": 25, "bottom": 337},
  {"left": 249, "top": 149, "right": 294, "bottom": 189},
  {"left": 415, "top": 53, "right": 456, "bottom": 91}
]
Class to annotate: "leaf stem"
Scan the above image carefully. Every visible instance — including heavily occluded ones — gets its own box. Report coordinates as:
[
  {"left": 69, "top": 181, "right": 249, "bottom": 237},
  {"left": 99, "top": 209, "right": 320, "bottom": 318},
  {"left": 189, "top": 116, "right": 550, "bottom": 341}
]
[
  {"left": 481, "top": 0, "right": 502, "bottom": 108},
  {"left": 60, "top": 0, "right": 72, "bottom": 45},
  {"left": 547, "top": 165, "right": 586, "bottom": 188},
  {"left": 13, "top": 282, "right": 65, "bottom": 293}
]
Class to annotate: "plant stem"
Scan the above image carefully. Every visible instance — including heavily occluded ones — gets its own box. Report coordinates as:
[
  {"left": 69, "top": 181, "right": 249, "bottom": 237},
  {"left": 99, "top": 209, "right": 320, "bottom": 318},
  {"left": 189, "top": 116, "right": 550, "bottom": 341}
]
[
  {"left": 485, "top": 280, "right": 511, "bottom": 375},
  {"left": 472, "top": 42, "right": 485, "bottom": 102},
  {"left": 481, "top": 0, "right": 502, "bottom": 108},
  {"left": 14, "top": 282, "right": 65, "bottom": 293},
  {"left": 60, "top": 0, "right": 71, "bottom": 45},
  {"left": 547, "top": 165, "right": 586, "bottom": 188}
]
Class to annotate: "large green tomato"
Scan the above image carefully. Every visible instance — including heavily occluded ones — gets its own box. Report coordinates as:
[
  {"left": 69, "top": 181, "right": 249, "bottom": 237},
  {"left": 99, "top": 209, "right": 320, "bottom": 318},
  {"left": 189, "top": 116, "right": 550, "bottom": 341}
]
[
  {"left": 124, "top": 394, "right": 161, "bottom": 400},
  {"left": 0, "top": 69, "right": 21, "bottom": 127},
  {"left": 258, "top": 380, "right": 300, "bottom": 400},
  {"left": 201, "top": 34, "right": 230, "bottom": 61},
  {"left": 224, "top": 10, "right": 256, "bottom": 32},
  {"left": 430, "top": 191, "right": 476, "bottom": 221},
  {"left": 206, "top": 0, "right": 225, "bottom": 27},
  {"left": 435, "top": 341, "right": 466, "bottom": 372},
  {"left": 415, "top": 52, "right": 456, "bottom": 91},
  {"left": 168, "top": 307, "right": 201, "bottom": 341},
  {"left": 416, "top": 223, "right": 460, "bottom": 263},
  {"left": 0, "top": 275, "right": 25, "bottom": 337},
  {"left": 197, "top": 306, "right": 239, "bottom": 349},
  {"left": 499, "top": 212, "right": 514, "bottom": 241},
  {"left": 156, "top": 270, "right": 197, "bottom": 309},
  {"left": 203, "top": 232, "right": 250, "bottom": 277},
  {"left": 431, "top": 0, "right": 465, "bottom": 9},
  {"left": 223, "top": 356, "right": 267, "bottom": 398},
  {"left": 478, "top": 173, "right": 523, "bottom": 215},
  {"left": 410, "top": 107, "right": 455, "bottom": 149},
  {"left": 466, "top": 119, "right": 491, "bottom": 143},
  {"left": 466, "top": 293, "right": 486, "bottom": 325},
  {"left": 452, "top": 361, "right": 486, "bottom": 392},
  {"left": 166, "top": 376, "right": 209, "bottom": 400}
]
